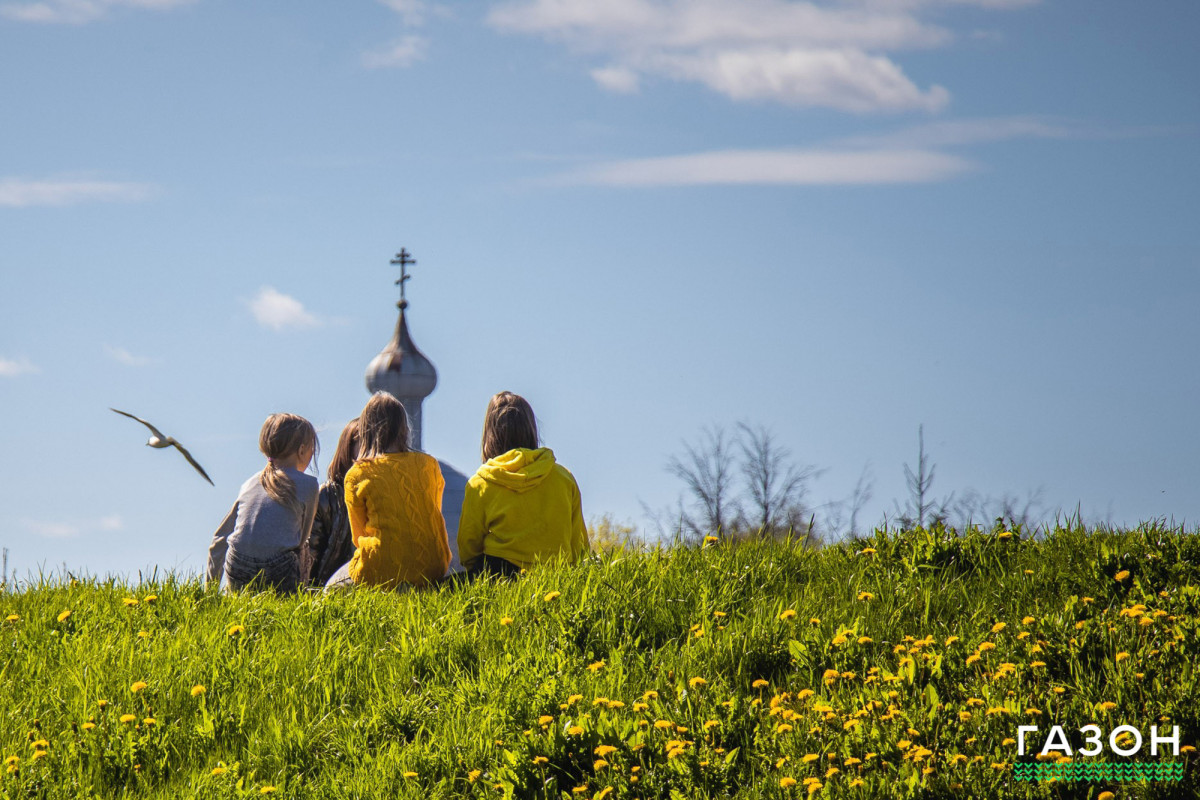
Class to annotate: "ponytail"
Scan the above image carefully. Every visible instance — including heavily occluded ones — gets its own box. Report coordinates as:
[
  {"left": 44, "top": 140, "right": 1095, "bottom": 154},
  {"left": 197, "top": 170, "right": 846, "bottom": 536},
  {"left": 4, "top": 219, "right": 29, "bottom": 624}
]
[{"left": 258, "top": 413, "right": 318, "bottom": 512}]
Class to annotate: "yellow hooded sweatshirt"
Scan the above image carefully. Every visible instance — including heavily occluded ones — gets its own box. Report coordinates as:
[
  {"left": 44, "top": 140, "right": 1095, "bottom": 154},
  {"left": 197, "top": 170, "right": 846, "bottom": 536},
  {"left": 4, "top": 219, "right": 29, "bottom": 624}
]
[
  {"left": 344, "top": 452, "right": 449, "bottom": 588},
  {"left": 458, "top": 447, "right": 588, "bottom": 571}
]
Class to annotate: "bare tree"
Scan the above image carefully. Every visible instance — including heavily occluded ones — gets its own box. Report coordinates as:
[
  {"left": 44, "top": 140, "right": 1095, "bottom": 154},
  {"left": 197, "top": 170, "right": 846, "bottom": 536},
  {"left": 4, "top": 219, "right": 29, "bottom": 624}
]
[
  {"left": 897, "top": 424, "right": 951, "bottom": 529},
  {"left": 666, "top": 425, "right": 738, "bottom": 540},
  {"left": 847, "top": 463, "right": 874, "bottom": 538},
  {"left": 737, "top": 422, "right": 822, "bottom": 538}
]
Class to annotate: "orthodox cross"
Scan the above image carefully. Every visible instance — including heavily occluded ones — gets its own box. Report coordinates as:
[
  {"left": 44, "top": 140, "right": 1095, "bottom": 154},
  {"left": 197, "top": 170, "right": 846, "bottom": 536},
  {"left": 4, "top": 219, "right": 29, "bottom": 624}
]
[{"left": 391, "top": 248, "right": 417, "bottom": 309}]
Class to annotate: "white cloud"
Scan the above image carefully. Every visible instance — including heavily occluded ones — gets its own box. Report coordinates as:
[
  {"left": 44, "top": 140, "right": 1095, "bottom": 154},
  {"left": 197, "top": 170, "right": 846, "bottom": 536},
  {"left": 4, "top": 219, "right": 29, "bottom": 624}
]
[
  {"left": 0, "top": 0, "right": 193, "bottom": 24},
  {"left": 836, "top": 116, "right": 1071, "bottom": 148},
  {"left": 104, "top": 344, "right": 155, "bottom": 367},
  {"left": 362, "top": 34, "right": 429, "bottom": 69},
  {"left": 248, "top": 286, "right": 320, "bottom": 331},
  {"left": 650, "top": 47, "right": 948, "bottom": 112},
  {"left": 377, "top": 0, "right": 427, "bottom": 25},
  {"left": 489, "top": 0, "right": 1037, "bottom": 112},
  {"left": 98, "top": 515, "right": 124, "bottom": 531},
  {"left": 591, "top": 65, "right": 641, "bottom": 93},
  {"left": 22, "top": 515, "right": 124, "bottom": 539},
  {"left": 558, "top": 147, "right": 972, "bottom": 186},
  {"left": 0, "top": 177, "right": 156, "bottom": 207},
  {"left": 0, "top": 356, "right": 38, "bottom": 377}
]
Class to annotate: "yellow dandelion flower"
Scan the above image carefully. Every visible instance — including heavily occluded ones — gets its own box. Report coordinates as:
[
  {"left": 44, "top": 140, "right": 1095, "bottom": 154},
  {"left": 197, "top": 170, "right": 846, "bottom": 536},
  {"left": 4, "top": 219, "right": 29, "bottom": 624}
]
[
  {"left": 1139, "top": 616, "right": 1154, "bottom": 626},
  {"left": 532, "top": 756, "right": 548, "bottom": 766},
  {"left": 31, "top": 750, "right": 47, "bottom": 761},
  {"left": 844, "top": 757, "right": 861, "bottom": 766},
  {"left": 226, "top": 624, "right": 245, "bottom": 636},
  {"left": 57, "top": 610, "right": 71, "bottom": 623},
  {"left": 82, "top": 722, "right": 95, "bottom": 731},
  {"left": 1021, "top": 616, "right": 1036, "bottom": 625},
  {"left": 991, "top": 762, "right": 1007, "bottom": 771},
  {"left": 566, "top": 694, "right": 583, "bottom": 706},
  {"left": 654, "top": 720, "right": 674, "bottom": 729},
  {"left": 859, "top": 547, "right": 877, "bottom": 555},
  {"left": 849, "top": 778, "right": 865, "bottom": 787},
  {"left": 1116, "top": 652, "right": 1130, "bottom": 662},
  {"left": 538, "top": 715, "right": 554, "bottom": 726},
  {"left": 260, "top": 787, "right": 276, "bottom": 795},
  {"left": 1030, "top": 660, "right": 1046, "bottom": 668},
  {"left": 632, "top": 701, "right": 648, "bottom": 712},
  {"left": 966, "top": 654, "right": 981, "bottom": 665},
  {"left": 6, "top": 613, "right": 20, "bottom": 622},
  {"left": 1114, "top": 570, "right": 1130, "bottom": 582},
  {"left": 567, "top": 726, "right": 584, "bottom": 736},
  {"left": 703, "top": 535, "right": 719, "bottom": 545},
  {"left": 191, "top": 685, "right": 206, "bottom": 697},
  {"left": 143, "top": 594, "right": 157, "bottom": 603},
  {"left": 779, "top": 776, "right": 798, "bottom": 788},
  {"left": 1096, "top": 702, "right": 1117, "bottom": 712},
  {"left": 30, "top": 740, "right": 48, "bottom": 750},
  {"left": 857, "top": 591, "right": 874, "bottom": 601},
  {"left": 143, "top": 718, "right": 156, "bottom": 726},
  {"left": 130, "top": 681, "right": 148, "bottom": 693},
  {"left": 543, "top": 591, "right": 561, "bottom": 602},
  {"left": 1026, "top": 708, "right": 1043, "bottom": 716},
  {"left": 832, "top": 634, "right": 848, "bottom": 646},
  {"left": 991, "top": 622, "right": 1006, "bottom": 633},
  {"left": 586, "top": 660, "right": 605, "bottom": 672},
  {"left": 776, "top": 723, "right": 793, "bottom": 733},
  {"left": 1002, "top": 738, "right": 1016, "bottom": 746},
  {"left": 593, "top": 758, "right": 609, "bottom": 770},
  {"left": 809, "top": 617, "right": 821, "bottom": 625},
  {"left": 607, "top": 700, "right": 625, "bottom": 709},
  {"left": 703, "top": 720, "right": 720, "bottom": 731},
  {"left": 979, "top": 641, "right": 996, "bottom": 652},
  {"left": 958, "top": 711, "right": 972, "bottom": 721},
  {"left": 500, "top": 616, "right": 513, "bottom": 626},
  {"left": 594, "top": 745, "right": 617, "bottom": 757},
  {"left": 120, "top": 714, "right": 136, "bottom": 724},
  {"left": 1181, "top": 745, "right": 1196, "bottom": 754},
  {"left": 594, "top": 788, "right": 614, "bottom": 800},
  {"left": 689, "top": 676, "right": 706, "bottom": 688},
  {"left": 752, "top": 679, "right": 769, "bottom": 689},
  {"left": 642, "top": 690, "right": 658, "bottom": 700},
  {"left": 807, "top": 782, "right": 822, "bottom": 795},
  {"left": 1097, "top": 793, "right": 1115, "bottom": 800},
  {"left": 123, "top": 598, "right": 138, "bottom": 607},
  {"left": 210, "top": 766, "right": 227, "bottom": 776},
  {"left": 986, "top": 706, "right": 1009, "bottom": 716},
  {"left": 779, "top": 609, "right": 797, "bottom": 621},
  {"left": 468, "top": 769, "right": 482, "bottom": 782},
  {"left": 802, "top": 754, "right": 819, "bottom": 763}
]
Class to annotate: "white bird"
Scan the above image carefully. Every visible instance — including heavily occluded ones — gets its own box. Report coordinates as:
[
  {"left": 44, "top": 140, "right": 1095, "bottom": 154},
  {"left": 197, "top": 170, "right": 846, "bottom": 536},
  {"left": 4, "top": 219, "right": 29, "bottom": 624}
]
[{"left": 110, "top": 408, "right": 214, "bottom": 486}]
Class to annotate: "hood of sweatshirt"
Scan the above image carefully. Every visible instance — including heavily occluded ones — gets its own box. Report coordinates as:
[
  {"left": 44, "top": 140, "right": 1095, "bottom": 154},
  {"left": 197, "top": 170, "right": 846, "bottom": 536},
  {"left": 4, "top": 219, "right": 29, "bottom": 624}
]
[{"left": 476, "top": 447, "right": 557, "bottom": 494}]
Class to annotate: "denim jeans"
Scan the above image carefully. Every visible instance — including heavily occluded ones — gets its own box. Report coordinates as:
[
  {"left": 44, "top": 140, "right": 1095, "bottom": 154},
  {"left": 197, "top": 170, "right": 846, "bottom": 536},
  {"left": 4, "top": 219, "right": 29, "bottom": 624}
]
[{"left": 225, "top": 548, "right": 301, "bottom": 594}]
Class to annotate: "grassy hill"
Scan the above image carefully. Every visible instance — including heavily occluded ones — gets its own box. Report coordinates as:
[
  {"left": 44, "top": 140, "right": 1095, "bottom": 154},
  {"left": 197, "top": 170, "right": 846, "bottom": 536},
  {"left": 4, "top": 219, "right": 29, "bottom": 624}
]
[{"left": 2, "top": 523, "right": 1199, "bottom": 799}]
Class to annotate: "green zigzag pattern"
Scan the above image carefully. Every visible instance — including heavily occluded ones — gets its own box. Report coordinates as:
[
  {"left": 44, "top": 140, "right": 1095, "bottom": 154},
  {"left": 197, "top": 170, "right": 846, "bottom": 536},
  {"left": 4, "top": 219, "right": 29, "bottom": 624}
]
[{"left": 1013, "top": 761, "right": 1184, "bottom": 782}]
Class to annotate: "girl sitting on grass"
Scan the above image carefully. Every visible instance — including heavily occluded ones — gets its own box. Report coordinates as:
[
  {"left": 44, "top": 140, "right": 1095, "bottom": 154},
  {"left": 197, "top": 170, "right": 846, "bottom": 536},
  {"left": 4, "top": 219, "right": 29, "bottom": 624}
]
[
  {"left": 304, "top": 417, "right": 359, "bottom": 586},
  {"left": 326, "top": 392, "right": 449, "bottom": 589},
  {"left": 207, "top": 413, "right": 320, "bottom": 593},
  {"left": 458, "top": 391, "right": 588, "bottom": 578}
]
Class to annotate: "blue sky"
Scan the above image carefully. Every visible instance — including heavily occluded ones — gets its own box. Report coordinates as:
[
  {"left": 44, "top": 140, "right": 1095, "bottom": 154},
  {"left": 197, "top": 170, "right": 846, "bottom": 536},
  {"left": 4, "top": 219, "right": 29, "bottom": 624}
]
[{"left": 1, "top": 0, "right": 1197, "bottom": 578}]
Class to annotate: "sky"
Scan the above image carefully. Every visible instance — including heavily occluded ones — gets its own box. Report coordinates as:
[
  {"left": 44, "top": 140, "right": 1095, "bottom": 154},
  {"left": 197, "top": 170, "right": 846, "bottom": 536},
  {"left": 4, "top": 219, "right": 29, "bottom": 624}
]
[{"left": 1, "top": 0, "right": 1198, "bottom": 579}]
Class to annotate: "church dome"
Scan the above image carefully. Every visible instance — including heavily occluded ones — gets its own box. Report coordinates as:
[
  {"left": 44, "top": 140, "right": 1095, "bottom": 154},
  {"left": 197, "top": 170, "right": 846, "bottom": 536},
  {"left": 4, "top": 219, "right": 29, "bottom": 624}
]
[{"left": 364, "top": 304, "right": 438, "bottom": 400}]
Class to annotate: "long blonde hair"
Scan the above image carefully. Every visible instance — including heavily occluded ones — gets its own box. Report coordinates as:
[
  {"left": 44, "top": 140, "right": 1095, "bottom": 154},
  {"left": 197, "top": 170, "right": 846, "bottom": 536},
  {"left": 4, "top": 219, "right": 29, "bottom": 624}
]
[{"left": 258, "top": 413, "right": 318, "bottom": 512}]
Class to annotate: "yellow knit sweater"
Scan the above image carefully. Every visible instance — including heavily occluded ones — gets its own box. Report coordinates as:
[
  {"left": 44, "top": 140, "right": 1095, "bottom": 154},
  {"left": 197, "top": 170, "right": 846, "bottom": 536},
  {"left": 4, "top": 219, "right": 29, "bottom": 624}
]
[
  {"left": 344, "top": 452, "right": 449, "bottom": 588},
  {"left": 458, "top": 448, "right": 588, "bottom": 570}
]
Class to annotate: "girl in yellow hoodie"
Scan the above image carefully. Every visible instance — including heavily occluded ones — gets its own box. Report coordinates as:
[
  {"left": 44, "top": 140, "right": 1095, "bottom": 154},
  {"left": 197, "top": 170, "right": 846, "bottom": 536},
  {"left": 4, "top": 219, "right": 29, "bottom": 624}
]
[
  {"left": 458, "top": 392, "right": 588, "bottom": 576},
  {"left": 326, "top": 392, "right": 450, "bottom": 589}
]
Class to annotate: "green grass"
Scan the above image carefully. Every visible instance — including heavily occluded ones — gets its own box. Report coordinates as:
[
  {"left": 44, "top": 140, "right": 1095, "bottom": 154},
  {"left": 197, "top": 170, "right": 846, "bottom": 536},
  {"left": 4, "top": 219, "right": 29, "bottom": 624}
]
[{"left": 2, "top": 522, "right": 1200, "bottom": 799}]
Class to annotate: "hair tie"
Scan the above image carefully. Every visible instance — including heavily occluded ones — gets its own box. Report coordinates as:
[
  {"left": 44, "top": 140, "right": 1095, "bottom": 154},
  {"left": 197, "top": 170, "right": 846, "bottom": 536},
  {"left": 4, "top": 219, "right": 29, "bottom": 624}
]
[{"left": 267, "top": 457, "right": 274, "bottom": 466}]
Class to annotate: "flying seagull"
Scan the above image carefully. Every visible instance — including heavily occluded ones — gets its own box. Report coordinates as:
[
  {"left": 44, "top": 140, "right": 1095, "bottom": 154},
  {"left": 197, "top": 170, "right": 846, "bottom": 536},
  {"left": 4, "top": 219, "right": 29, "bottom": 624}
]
[{"left": 110, "top": 408, "right": 214, "bottom": 486}]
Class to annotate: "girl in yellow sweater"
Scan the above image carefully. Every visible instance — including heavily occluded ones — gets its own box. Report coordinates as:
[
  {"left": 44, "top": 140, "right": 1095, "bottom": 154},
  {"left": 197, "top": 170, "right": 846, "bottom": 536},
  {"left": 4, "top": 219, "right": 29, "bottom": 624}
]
[
  {"left": 325, "top": 392, "right": 449, "bottom": 589},
  {"left": 458, "top": 392, "right": 588, "bottom": 577}
]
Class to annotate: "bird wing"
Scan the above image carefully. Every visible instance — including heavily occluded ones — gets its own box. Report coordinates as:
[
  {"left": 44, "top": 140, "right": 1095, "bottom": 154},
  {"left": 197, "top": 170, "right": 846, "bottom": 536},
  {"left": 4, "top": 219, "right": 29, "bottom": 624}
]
[
  {"left": 168, "top": 438, "right": 215, "bottom": 486},
  {"left": 110, "top": 408, "right": 167, "bottom": 440}
]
